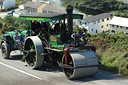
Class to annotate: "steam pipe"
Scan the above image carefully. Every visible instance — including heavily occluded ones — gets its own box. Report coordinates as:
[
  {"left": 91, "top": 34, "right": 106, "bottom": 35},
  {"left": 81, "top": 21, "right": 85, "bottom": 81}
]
[{"left": 66, "top": 5, "right": 73, "bottom": 40}]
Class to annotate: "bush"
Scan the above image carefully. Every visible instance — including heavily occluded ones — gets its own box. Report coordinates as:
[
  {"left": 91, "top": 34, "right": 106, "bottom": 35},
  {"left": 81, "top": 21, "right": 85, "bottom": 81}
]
[
  {"left": 0, "top": 9, "right": 5, "bottom": 12},
  {"left": 5, "top": 5, "right": 18, "bottom": 11},
  {"left": 1, "top": 25, "right": 16, "bottom": 34},
  {"left": 1, "top": 15, "right": 29, "bottom": 34},
  {"left": 88, "top": 32, "right": 128, "bottom": 75}
]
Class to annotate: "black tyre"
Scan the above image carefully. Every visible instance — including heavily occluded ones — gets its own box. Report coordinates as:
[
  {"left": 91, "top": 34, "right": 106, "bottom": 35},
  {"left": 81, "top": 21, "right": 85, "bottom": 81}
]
[{"left": 1, "top": 42, "right": 10, "bottom": 59}]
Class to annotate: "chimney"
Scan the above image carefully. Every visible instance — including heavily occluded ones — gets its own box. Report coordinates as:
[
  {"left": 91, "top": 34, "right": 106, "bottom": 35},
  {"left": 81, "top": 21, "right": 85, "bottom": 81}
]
[{"left": 66, "top": 5, "right": 73, "bottom": 40}]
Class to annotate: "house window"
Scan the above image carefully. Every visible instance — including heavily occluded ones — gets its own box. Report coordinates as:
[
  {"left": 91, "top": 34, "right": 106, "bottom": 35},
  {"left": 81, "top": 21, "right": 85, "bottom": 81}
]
[
  {"left": 107, "top": 24, "right": 109, "bottom": 27},
  {"left": 85, "top": 22, "right": 87, "bottom": 25},
  {"left": 80, "top": 21, "right": 82, "bottom": 25},
  {"left": 26, "top": 7, "right": 30, "bottom": 9},
  {"left": 53, "top": 12, "right": 57, "bottom": 14},
  {"left": 93, "top": 21, "right": 96, "bottom": 24},
  {"left": 43, "top": 10, "right": 47, "bottom": 13},
  {"left": 92, "top": 29, "right": 93, "bottom": 31},
  {"left": 126, "top": 33, "right": 128, "bottom": 35},
  {"left": 112, "top": 25, "right": 114, "bottom": 27},
  {"left": 51, "top": 11, "right": 55, "bottom": 13},
  {"left": 97, "top": 20, "right": 100, "bottom": 23},
  {"left": 126, "top": 27, "right": 128, "bottom": 29},
  {"left": 24, "top": 7, "right": 27, "bottom": 9},
  {"left": 0, "top": 2, "right": 3, "bottom": 5},
  {"left": 83, "top": 22, "right": 85, "bottom": 25},
  {"left": 107, "top": 18, "right": 109, "bottom": 20},
  {"left": 101, "top": 25, "right": 103, "bottom": 28},
  {"left": 48, "top": 11, "right": 51, "bottom": 13},
  {"left": 111, "top": 30, "right": 115, "bottom": 33},
  {"left": 96, "top": 30, "right": 98, "bottom": 33},
  {"left": 102, "top": 19, "right": 104, "bottom": 22},
  {"left": 120, "top": 26, "right": 122, "bottom": 29},
  {"left": 33, "top": 8, "right": 36, "bottom": 11},
  {"left": 35, "top": 8, "right": 37, "bottom": 11},
  {"left": 117, "top": 25, "right": 119, "bottom": 28},
  {"left": 103, "top": 31, "right": 104, "bottom": 33}
]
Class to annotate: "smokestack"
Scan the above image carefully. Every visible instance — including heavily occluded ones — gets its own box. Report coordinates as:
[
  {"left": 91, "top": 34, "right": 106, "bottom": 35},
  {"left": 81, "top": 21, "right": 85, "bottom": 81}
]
[{"left": 66, "top": 5, "right": 73, "bottom": 40}]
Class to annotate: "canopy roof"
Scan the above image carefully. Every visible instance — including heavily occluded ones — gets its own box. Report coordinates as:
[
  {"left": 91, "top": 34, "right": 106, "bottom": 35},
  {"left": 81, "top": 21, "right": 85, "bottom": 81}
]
[{"left": 20, "top": 13, "right": 83, "bottom": 22}]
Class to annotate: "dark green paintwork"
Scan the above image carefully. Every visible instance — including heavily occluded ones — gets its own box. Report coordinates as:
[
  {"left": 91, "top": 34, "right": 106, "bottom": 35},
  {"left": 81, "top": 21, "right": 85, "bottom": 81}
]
[
  {"left": 6, "top": 30, "right": 27, "bottom": 38},
  {"left": 1, "top": 30, "right": 27, "bottom": 43},
  {"left": 50, "top": 34, "right": 63, "bottom": 50},
  {"left": 20, "top": 17, "right": 52, "bottom": 22},
  {"left": 20, "top": 13, "right": 83, "bottom": 22},
  {"left": 1, "top": 35, "right": 3, "bottom": 40}
]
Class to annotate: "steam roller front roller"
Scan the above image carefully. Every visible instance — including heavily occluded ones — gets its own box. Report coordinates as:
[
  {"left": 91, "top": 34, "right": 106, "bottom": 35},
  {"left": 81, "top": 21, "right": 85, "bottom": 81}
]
[
  {"left": 23, "top": 36, "right": 44, "bottom": 69},
  {"left": 62, "top": 51, "right": 99, "bottom": 79}
]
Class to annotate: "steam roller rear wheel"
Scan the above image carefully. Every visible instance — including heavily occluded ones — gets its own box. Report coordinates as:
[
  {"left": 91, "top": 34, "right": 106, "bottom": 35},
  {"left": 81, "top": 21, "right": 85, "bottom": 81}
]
[
  {"left": 62, "top": 51, "right": 99, "bottom": 79},
  {"left": 24, "top": 36, "right": 44, "bottom": 69}
]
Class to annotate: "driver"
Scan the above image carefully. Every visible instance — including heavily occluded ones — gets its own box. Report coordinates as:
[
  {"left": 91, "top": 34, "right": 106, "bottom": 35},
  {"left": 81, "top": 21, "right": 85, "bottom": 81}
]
[
  {"left": 31, "top": 21, "right": 41, "bottom": 35},
  {"left": 13, "top": 31, "right": 24, "bottom": 45},
  {"left": 13, "top": 31, "right": 21, "bottom": 44},
  {"left": 54, "top": 23, "right": 60, "bottom": 33}
]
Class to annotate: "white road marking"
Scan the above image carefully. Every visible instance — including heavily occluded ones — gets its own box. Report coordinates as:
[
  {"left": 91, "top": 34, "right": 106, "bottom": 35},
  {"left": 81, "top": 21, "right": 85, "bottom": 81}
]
[{"left": 0, "top": 62, "right": 42, "bottom": 80}]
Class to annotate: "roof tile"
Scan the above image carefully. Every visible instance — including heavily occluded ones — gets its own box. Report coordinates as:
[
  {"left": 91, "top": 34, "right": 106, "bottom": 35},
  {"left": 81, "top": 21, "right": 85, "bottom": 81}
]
[
  {"left": 0, "top": 0, "right": 4, "bottom": 2},
  {"left": 43, "top": 4, "right": 66, "bottom": 13},
  {"left": 24, "top": 1, "right": 43, "bottom": 8}
]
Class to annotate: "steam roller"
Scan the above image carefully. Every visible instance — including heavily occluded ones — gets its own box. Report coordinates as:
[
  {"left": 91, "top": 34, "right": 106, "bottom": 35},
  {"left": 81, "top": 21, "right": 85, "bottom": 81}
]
[{"left": 18, "top": 5, "right": 100, "bottom": 79}]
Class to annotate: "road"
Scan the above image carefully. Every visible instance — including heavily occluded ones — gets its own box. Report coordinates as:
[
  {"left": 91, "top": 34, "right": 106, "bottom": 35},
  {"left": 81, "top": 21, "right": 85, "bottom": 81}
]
[
  {"left": 0, "top": 49, "right": 128, "bottom": 85},
  {"left": 0, "top": 12, "right": 7, "bottom": 18}
]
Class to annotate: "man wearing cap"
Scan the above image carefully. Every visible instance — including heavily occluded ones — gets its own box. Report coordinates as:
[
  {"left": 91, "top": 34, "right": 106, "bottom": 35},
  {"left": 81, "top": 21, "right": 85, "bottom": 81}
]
[{"left": 13, "top": 31, "right": 21, "bottom": 44}]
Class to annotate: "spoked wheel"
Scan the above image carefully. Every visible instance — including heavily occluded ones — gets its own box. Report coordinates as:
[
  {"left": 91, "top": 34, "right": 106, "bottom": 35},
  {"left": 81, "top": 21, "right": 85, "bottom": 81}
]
[
  {"left": 1, "top": 42, "right": 10, "bottom": 59},
  {"left": 24, "top": 36, "right": 44, "bottom": 69}
]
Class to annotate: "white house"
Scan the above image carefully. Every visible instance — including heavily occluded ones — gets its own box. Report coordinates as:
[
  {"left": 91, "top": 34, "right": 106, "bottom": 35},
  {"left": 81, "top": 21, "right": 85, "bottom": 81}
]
[
  {"left": 0, "top": 0, "right": 15, "bottom": 9},
  {"left": 79, "top": 13, "right": 111, "bottom": 34},
  {"left": 109, "top": 16, "right": 128, "bottom": 35},
  {"left": 18, "top": 5, "right": 24, "bottom": 10}
]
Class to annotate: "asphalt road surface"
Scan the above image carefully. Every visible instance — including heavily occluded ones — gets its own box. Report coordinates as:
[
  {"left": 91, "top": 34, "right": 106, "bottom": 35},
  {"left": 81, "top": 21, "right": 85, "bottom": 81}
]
[
  {"left": 0, "top": 49, "right": 128, "bottom": 85},
  {"left": 0, "top": 12, "right": 7, "bottom": 18}
]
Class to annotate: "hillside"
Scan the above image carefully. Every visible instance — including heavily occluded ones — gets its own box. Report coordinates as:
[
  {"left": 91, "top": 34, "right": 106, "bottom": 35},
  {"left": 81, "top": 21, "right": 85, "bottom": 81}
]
[
  {"left": 62, "top": 0, "right": 127, "bottom": 15},
  {"left": 88, "top": 33, "right": 128, "bottom": 75}
]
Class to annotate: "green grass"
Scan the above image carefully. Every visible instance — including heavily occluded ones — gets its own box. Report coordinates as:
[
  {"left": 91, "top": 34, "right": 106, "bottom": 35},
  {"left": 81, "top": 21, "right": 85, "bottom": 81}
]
[
  {"left": 88, "top": 33, "right": 128, "bottom": 75},
  {"left": 98, "top": 50, "right": 128, "bottom": 75}
]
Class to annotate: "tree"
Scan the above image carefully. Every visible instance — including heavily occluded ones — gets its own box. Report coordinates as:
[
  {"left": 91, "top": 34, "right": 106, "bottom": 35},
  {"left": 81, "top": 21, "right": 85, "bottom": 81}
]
[
  {"left": 3, "top": 15, "right": 30, "bottom": 30},
  {"left": 62, "top": 0, "right": 127, "bottom": 15}
]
